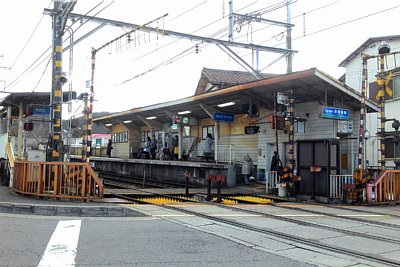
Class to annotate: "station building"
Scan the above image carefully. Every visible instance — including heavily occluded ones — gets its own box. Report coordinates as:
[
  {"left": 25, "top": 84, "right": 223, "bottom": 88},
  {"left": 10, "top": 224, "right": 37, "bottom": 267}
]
[{"left": 93, "top": 67, "right": 378, "bottom": 199}]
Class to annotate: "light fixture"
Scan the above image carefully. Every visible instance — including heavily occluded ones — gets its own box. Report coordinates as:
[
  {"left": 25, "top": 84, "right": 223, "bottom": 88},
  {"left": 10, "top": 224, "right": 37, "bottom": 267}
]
[
  {"left": 123, "top": 120, "right": 132, "bottom": 123},
  {"left": 218, "top": 101, "right": 235, "bottom": 107},
  {"left": 364, "top": 129, "right": 370, "bottom": 140},
  {"left": 178, "top": 110, "right": 191, "bottom": 115},
  {"left": 146, "top": 116, "right": 157, "bottom": 120},
  {"left": 378, "top": 41, "right": 390, "bottom": 55},
  {"left": 105, "top": 123, "right": 112, "bottom": 126}
]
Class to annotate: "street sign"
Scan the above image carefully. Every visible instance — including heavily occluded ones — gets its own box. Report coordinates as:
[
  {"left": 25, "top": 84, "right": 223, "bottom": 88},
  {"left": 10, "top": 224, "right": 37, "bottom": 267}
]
[
  {"left": 376, "top": 71, "right": 393, "bottom": 99},
  {"left": 321, "top": 106, "right": 349, "bottom": 120},
  {"left": 213, "top": 112, "right": 234, "bottom": 122}
]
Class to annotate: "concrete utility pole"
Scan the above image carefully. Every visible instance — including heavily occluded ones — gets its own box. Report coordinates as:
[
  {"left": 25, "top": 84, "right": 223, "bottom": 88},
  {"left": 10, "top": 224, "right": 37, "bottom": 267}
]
[{"left": 49, "top": 0, "right": 76, "bottom": 162}]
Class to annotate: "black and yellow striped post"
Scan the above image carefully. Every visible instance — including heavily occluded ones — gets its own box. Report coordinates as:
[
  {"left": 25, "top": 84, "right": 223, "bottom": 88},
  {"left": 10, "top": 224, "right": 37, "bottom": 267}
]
[
  {"left": 377, "top": 42, "right": 390, "bottom": 170},
  {"left": 51, "top": 7, "right": 63, "bottom": 162}
]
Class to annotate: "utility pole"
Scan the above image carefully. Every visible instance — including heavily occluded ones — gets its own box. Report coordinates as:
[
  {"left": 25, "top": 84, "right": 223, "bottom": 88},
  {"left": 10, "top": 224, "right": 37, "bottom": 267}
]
[{"left": 49, "top": 0, "right": 76, "bottom": 162}]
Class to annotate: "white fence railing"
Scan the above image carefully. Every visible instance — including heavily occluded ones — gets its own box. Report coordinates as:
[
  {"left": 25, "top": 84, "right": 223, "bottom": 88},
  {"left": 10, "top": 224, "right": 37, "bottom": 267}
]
[
  {"left": 266, "top": 171, "right": 279, "bottom": 193},
  {"left": 329, "top": 174, "right": 354, "bottom": 199},
  {"left": 216, "top": 145, "right": 235, "bottom": 164}
]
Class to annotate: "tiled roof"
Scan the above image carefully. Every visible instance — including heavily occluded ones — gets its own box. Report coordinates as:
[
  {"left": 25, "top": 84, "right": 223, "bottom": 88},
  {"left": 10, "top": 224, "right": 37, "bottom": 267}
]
[
  {"left": 203, "top": 68, "right": 275, "bottom": 85},
  {"left": 195, "top": 67, "right": 279, "bottom": 95}
]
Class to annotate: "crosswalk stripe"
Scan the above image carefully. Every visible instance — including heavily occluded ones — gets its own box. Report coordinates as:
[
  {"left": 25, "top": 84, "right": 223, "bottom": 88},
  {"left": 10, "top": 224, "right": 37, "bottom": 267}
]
[{"left": 37, "top": 220, "right": 82, "bottom": 267}]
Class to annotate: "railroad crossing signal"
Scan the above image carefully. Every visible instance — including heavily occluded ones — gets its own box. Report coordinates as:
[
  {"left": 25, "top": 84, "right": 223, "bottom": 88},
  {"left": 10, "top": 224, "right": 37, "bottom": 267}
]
[{"left": 376, "top": 71, "right": 393, "bottom": 99}]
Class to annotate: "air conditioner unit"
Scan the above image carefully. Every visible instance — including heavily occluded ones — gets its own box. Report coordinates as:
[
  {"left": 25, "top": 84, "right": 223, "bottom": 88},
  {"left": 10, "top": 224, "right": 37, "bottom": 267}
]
[{"left": 337, "top": 120, "right": 353, "bottom": 134}]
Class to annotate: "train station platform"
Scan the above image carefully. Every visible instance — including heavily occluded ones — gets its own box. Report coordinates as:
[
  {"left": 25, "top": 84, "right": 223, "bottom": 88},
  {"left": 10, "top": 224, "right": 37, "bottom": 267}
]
[{"left": 0, "top": 181, "right": 288, "bottom": 217}]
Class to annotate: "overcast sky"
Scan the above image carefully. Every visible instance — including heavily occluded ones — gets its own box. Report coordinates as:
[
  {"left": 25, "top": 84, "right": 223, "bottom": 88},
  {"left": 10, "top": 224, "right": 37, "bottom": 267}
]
[{"left": 0, "top": 0, "right": 399, "bottom": 115}]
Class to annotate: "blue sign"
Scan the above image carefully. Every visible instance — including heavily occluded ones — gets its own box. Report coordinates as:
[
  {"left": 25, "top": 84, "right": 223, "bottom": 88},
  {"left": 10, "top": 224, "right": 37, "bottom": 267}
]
[
  {"left": 213, "top": 112, "right": 234, "bottom": 122},
  {"left": 32, "top": 106, "right": 50, "bottom": 116},
  {"left": 321, "top": 106, "right": 349, "bottom": 120}
]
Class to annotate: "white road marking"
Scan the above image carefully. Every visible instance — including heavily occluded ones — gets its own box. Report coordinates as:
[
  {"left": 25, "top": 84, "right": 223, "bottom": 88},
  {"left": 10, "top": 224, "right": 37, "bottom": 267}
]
[{"left": 38, "top": 220, "right": 82, "bottom": 267}]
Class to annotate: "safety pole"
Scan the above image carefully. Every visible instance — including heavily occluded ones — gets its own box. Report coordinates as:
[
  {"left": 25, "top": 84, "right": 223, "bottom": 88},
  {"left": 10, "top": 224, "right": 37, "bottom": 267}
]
[
  {"left": 358, "top": 55, "right": 368, "bottom": 170},
  {"left": 378, "top": 54, "right": 386, "bottom": 170},
  {"left": 288, "top": 90, "right": 295, "bottom": 181},
  {"left": 81, "top": 93, "right": 89, "bottom": 162}
]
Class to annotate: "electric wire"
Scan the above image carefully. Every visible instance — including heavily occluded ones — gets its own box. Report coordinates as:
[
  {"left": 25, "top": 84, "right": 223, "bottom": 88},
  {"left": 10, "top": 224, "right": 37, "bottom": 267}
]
[
  {"left": 4, "top": 0, "right": 113, "bottom": 92},
  {"left": 29, "top": 56, "right": 52, "bottom": 96},
  {"left": 127, "top": 1, "right": 257, "bottom": 63},
  {"left": 118, "top": 1, "right": 259, "bottom": 85},
  {"left": 9, "top": 0, "right": 53, "bottom": 70}
]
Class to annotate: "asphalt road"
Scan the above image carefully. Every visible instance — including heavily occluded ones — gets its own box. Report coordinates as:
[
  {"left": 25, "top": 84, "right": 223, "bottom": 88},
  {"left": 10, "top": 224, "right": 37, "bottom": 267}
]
[{"left": 0, "top": 213, "right": 314, "bottom": 267}]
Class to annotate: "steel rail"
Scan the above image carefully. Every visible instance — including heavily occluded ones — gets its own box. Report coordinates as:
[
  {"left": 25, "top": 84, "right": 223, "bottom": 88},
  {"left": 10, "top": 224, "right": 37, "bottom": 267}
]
[{"left": 161, "top": 204, "right": 400, "bottom": 267}]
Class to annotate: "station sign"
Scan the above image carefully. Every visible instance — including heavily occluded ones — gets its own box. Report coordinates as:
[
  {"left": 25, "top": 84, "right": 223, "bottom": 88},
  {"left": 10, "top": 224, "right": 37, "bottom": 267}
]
[
  {"left": 32, "top": 106, "right": 50, "bottom": 116},
  {"left": 245, "top": 126, "right": 260, "bottom": 134},
  {"left": 321, "top": 106, "right": 349, "bottom": 120},
  {"left": 213, "top": 112, "right": 234, "bottom": 122}
]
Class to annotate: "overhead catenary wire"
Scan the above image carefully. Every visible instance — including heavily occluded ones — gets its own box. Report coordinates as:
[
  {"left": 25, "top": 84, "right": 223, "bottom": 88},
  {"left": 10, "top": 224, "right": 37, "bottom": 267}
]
[
  {"left": 117, "top": 1, "right": 259, "bottom": 85},
  {"left": 9, "top": 0, "right": 53, "bottom": 70},
  {"left": 4, "top": 0, "right": 113, "bottom": 92}
]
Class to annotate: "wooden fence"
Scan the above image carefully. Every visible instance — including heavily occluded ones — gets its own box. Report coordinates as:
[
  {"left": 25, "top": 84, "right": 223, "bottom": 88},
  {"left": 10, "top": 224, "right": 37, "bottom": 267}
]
[{"left": 13, "top": 161, "right": 104, "bottom": 200}]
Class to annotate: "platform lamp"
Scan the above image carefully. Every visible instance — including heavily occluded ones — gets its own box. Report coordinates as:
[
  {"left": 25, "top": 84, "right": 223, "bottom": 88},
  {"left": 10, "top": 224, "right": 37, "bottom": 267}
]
[{"left": 378, "top": 41, "right": 390, "bottom": 170}]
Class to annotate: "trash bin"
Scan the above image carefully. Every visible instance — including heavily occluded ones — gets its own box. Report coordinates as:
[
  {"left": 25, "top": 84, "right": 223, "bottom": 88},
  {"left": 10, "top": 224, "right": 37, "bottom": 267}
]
[{"left": 277, "top": 183, "right": 287, "bottom": 197}]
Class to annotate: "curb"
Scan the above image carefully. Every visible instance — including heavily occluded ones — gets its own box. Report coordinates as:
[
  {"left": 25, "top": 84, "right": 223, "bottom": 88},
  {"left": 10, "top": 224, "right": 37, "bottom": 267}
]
[{"left": 0, "top": 202, "right": 146, "bottom": 217}]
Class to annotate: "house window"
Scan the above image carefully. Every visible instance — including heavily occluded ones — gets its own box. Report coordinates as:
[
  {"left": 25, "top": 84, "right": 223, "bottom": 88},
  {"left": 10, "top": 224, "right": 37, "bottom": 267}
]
[
  {"left": 385, "top": 137, "right": 400, "bottom": 158},
  {"left": 202, "top": 125, "right": 214, "bottom": 140},
  {"left": 295, "top": 121, "right": 305, "bottom": 133},
  {"left": 393, "top": 76, "right": 400, "bottom": 99}
]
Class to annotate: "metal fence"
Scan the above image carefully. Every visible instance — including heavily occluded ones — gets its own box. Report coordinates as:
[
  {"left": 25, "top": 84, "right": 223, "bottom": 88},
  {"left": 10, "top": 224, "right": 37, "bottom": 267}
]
[
  {"left": 216, "top": 145, "right": 235, "bottom": 164},
  {"left": 266, "top": 171, "right": 279, "bottom": 194},
  {"left": 329, "top": 174, "right": 354, "bottom": 199}
]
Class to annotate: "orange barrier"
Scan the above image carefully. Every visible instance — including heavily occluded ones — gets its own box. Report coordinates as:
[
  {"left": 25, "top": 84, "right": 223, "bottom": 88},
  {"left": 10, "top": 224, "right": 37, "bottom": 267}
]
[
  {"left": 366, "top": 170, "right": 400, "bottom": 204},
  {"left": 13, "top": 161, "right": 104, "bottom": 200}
]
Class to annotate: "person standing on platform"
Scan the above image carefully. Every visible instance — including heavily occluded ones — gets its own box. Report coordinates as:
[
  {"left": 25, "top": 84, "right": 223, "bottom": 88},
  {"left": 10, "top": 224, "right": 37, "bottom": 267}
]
[
  {"left": 204, "top": 133, "right": 213, "bottom": 161},
  {"left": 172, "top": 135, "right": 179, "bottom": 160},
  {"left": 106, "top": 139, "right": 113, "bottom": 157},
  {"left": 270, "top": 151, "right": 279, "bottom": 171},
  {"left": 242, "top": 153, "right": 253, "bottom": 185},
  {"left": 150, "top": 135, "right": 158, "bottom": 159}
]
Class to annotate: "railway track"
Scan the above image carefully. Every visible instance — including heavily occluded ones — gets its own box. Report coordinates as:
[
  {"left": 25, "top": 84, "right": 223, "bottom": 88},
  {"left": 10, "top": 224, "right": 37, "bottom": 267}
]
[
  {"left": 110, "top": 192, "right": 400, "bottom": 266},
  {"left": 98, "top": 171, "right": 201, "bottom": 189}
]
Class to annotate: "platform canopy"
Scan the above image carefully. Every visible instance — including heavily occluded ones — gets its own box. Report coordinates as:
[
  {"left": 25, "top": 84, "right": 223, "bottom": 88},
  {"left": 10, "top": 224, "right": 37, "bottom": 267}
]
[
  {"left": 0, "top": 91, "right": 76, "bottom": 117},
  {"left": 93, "top": 68, "right": 379, "bottom": 127}
]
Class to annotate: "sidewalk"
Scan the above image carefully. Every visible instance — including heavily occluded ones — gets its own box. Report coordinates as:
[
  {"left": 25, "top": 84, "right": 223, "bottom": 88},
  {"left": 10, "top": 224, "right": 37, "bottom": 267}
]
[{"left": 0, "top": 185, "right": 143, "bottom": 217}]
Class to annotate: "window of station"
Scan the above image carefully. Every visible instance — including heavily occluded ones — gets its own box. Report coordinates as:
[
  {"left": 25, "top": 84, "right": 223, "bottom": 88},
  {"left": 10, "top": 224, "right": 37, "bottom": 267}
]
[
  {"left": 141, "top": 131, "right": 150, "bottom": 142},
  {"left": 112, "top": 131, "right": 128, "bottom": 143},
  {"left": 182, "top": 126, "right": 190, "bottom": 137},
  {"left": 202, "top": 125, "right": 214, "bottom": 140}
]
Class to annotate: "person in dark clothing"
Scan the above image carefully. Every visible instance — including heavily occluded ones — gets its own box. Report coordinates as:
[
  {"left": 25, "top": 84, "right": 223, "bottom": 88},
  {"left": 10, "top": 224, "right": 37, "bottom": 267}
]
[
  {"left": 106, "top": 139, "right": 113, "bottom": 157},
  {"left": 270, "top": 151, "right": 279, "bottom": 171},
  {"left": 172, "top": 135, "right": 179, "bottom": 160},
  {"left": 150, "top": 135, "right": 158, "bottom": 159}
]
